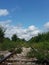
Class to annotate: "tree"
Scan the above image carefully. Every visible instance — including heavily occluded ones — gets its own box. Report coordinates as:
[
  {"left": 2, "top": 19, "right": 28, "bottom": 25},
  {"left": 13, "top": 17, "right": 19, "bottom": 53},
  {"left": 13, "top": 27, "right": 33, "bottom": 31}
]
[
  {"left": 11, "top": 34, "right": 18, "bottom": 42},
  {"left": 0, "top": 27, "right": 5, "bottom": 43}
]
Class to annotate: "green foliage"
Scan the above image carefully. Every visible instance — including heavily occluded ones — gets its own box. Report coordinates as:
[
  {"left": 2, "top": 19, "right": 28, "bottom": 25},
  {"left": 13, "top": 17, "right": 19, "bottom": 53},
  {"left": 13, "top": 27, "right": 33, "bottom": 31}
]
[
  {"left": 1, "top": 39, "right": 17, "bottom": 50},
  {"left": 0, "top": 27, "right": 5, "bottom": 43},
  {"left": 28, "top": 32, "right": 49, "bottom": 43},
  {"left": 26, "top": 41, "right": 49, "bottom": 61},
  {"left": 8, "top": 48, "right": 15, "bottom": 52},
  {"left": 35, "top": 52, "right": 45, "bottom": 61},
  {"left": 16, "top": 48, "right": 22, "bottom": 54},
  {"left": 27, "top": 51, "right": 34, "bottom": 58},
  {"left": 27, "top": 48, "right": 34, "bottom": 58},
  {"left": 11, "top": 34, "right": 18, "bottom": 42}
]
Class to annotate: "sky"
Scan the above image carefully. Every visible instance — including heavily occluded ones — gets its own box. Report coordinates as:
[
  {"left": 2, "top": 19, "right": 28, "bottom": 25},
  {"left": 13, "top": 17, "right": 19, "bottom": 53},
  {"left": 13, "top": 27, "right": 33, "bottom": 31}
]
[{"left": 0, "top": 0, "right": 49, "bottom": 40}]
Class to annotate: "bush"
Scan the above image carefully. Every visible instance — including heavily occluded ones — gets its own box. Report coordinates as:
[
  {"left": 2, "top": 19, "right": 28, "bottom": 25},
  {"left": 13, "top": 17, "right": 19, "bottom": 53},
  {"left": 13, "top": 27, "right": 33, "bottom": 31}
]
[
  {"left": 8, "top": 48, "right": 15, "bottom": 52},
  {"left": 27, "top": 48, "right": 35, "bottom": 58},
  {"left": 16, "top": 48, "right": 22, "bottom": 54},
  {"left": 1, "top": 40, "right": 17, "bottom": 51}
]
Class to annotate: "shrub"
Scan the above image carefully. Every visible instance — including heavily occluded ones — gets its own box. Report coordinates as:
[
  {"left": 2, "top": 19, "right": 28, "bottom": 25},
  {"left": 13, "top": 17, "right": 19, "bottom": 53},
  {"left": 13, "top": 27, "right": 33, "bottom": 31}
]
[{"left": 16, "top": 48, "right": 22, "bottom": 54}]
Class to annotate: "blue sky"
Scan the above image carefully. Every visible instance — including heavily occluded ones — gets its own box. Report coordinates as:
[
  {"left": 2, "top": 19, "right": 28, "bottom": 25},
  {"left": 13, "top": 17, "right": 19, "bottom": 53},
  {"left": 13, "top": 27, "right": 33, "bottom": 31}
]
[
  {"left": 0, "top": 0, "right": 49, "bottom": 40},
  {"left": 0, "top": 0, "right": 49, "bottom": 28}
]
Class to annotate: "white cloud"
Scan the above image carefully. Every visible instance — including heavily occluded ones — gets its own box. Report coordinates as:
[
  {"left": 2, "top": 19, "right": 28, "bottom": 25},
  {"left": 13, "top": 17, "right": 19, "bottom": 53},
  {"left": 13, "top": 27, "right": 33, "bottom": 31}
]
[
  {"left": 0, "top": 20, "right": 12, "bottom": 29},
  {"left": 0, "top": 9, "right": 9, "bottom": 16},
  {"left": 44, "top": 22, "right": 49, "bottom": 30},
  {"left": 0, "top": 20, "right": 40, "bottom": 40},
  {"left": 28, "top": 25, "right": 37, "bottom": 31}
]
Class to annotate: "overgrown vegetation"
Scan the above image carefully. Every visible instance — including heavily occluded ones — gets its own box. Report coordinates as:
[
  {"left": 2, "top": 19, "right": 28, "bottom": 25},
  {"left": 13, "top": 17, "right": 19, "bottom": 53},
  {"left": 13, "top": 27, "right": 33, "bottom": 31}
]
[{"left": 0, "top": 26, "right": 49, "bottom": 62}]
